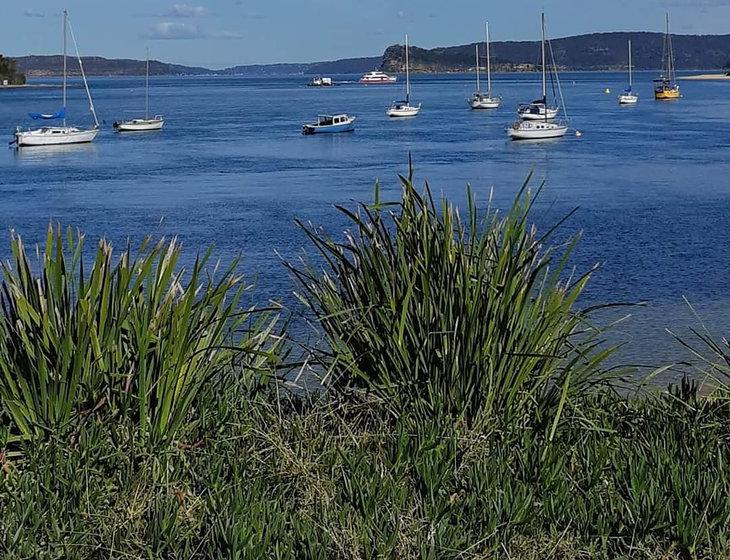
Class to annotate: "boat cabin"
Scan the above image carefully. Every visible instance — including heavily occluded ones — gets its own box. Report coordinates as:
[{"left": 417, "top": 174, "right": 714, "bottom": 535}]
[{"left": 316, "top": 114, "right": 349, "bottom": 126}]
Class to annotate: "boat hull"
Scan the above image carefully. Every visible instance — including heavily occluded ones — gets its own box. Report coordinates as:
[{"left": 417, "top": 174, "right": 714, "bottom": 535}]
[
  {"left": 114, "top": 119, "right": 165, "bottom": 132},
  {"left": 654, "top": 87, "right": 680, "bottom": 100},
  {"left": 618, "top": 94, "right": 638, "bottom": 104},
  {"left": 302, "top": 122, "right": 355, "bottom": 134},
  {"left": 15, "top": 126, "right": 99, "bottom": 147},
  {"left": 508, "top": 121, "right": 567, "bottom": 140},
  {"left": 387, "top": 105, "right": 421, "bottom": 118},
  {"left": 470, "top": 96, "right": 501, "bottom": 109},
  {"left": 359, "top": 78, "right": 397, "bottom": 85}
]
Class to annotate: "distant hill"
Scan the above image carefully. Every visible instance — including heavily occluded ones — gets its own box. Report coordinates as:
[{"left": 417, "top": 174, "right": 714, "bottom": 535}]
[
  {"left": 220, "top": 56, "right": 381, "bottom": 76},
  {"left": 14, "top": 55, "right": 212, "bottom": 77},
  {"left": 10, "top": 32, "right": 730, "bottom": 78},
  {"left": 12, "top": 54, "right": 381, "bottom": 78},
  {"left": 382, "top": 32, "right": 730, "bottom": 72}
]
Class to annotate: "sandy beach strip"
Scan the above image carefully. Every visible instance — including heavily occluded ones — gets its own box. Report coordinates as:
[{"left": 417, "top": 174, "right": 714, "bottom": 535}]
[{"left": 678, "top": 73, "right": 730, "bottom": 80}]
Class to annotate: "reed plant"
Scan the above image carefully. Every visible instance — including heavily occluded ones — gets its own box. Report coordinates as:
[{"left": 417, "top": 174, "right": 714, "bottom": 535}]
[
  {"left": 289, "top": 170, "right": 617, "bottom": 428},
  {"left": 0, "top": 227, "right": 280, "bottom": 446}
]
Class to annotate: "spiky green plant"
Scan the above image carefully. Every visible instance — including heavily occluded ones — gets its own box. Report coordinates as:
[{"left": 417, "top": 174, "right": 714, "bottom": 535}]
[
  {"left": 0, "top": 227, "right": 280, "bottom": 445},
  {"left": 289, "top": 171, "right": 617, "bottom": 427}
]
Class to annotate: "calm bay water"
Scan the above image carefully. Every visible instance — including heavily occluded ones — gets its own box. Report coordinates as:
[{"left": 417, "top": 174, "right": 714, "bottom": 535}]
[{"left": 1, "top": 71, "right": 729, "bottom": 374}]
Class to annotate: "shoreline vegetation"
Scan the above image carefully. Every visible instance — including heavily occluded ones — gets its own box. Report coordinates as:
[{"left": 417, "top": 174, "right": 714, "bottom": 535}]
[
  {"left": 0, "top": 55, "right": 25, "bottom": 86},
  {"left": 1, "top": 172, "right": 729, "bottom": 559}
]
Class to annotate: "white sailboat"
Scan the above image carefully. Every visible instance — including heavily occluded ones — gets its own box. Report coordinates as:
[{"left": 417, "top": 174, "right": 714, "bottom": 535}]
[
  {"left": 509, "top": 13, "right": 568, "bottom": 140},
  {"left": 618, "top": 40, "right": 638, "bottom": 104},
  {"left": 12, "top": 10, "right": 99, "bottom": 147},
  {"left": 114, "top": 49, "right": 165, "bottom": 132},
  {"left": 387, "top": 34, "right": 421, "bottom": 118},
  {"left": 469, "top": 22, "right": 501, "bottom": 109}
]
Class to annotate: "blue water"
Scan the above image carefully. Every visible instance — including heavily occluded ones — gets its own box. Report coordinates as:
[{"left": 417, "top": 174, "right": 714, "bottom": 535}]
[{"left": 1, "top": 71, "right": 729, "bottom": 375}]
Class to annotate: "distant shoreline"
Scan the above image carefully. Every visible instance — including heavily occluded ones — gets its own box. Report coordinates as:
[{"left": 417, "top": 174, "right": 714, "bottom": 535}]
[{"left": 0, "top": 83, "right": 59, "bottom": 89}]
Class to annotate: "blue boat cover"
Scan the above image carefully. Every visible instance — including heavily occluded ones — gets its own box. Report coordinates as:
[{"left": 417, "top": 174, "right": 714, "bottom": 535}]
[{"left": 29, "top": 107, "right": 66, "bottom": 120}]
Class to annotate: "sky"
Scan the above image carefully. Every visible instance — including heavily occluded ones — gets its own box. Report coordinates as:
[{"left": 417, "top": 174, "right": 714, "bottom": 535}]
[{"left": 4, "top": 0, "right": 730, "bottom": 69}]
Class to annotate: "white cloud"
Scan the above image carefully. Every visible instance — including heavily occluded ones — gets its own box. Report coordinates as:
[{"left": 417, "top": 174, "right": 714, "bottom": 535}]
[
  {"left": 142, "top": 22, "right": 202, "bottom": 39},
  {"left": 141, "top": 21, "right": 242, "bottom": 40},
  {"left": 23, "top": 9, "right": 45, "bottom": 17},
  {"left": 164, "top": 3, "right": 209, "bottom": 17}
]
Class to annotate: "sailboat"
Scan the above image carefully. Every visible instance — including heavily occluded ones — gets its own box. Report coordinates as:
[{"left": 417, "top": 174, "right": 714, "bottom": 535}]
[
  {"left": 618, "top": 40, "right": 638, "bottom": 104},
  {"left": 12, "top": 10, "right": 99, "bottom": 147},
  {"left": 387, "top": 34, "right": 421, "bottom": 117},
  {"left": 516, "top": 16, "right": 560, "bottom": 121},
  {"left": 469, "top": 22, "right": 501, "bottom": 109},
  {"left": 654, "top": 13, "right": 680, "bottom": 100},
  {"left": 114, "top": 49, "right": 165, "bottom": 132},
  {"left": 508, "top": 13, "right": 568, "bottom": 140}
]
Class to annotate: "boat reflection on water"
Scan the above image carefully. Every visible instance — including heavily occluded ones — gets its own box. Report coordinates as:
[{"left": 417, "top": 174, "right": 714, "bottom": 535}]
[{"left": 12, "top": 141, "right": 97, "bottom": 162}]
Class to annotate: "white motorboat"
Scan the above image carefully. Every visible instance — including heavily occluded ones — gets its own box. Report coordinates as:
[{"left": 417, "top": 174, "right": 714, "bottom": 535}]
[
  {"left": 359, "top": 71, "right": 397, "bottom": 84},
  {"left": 308, "top": 76, "right": 333, "bottom": 87},
  {"left": 114, "top": 49, "right": 165, "bottom": 132},
  {"left": 387, "top": 34, "right": 421, "bottom": 118},
  {"left": 469, "top": 22, "right": 501, "bottom": 109},
  {"left": 12, "top": 10, "right": 99, "bottom": 147},
  {"left": 509, "top": 13, "right": 568, "bottom": 140},
  {"left": 302, "top": 114, "right": 356, "bottom": 134},
  {"left": 618, "top": 40, "right": 638, "bottom": 104}
]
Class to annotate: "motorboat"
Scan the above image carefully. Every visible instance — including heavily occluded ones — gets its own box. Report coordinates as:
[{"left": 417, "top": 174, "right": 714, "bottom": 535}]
[
  {"left": 308, "top": 76, "right": 333, "bottom": 87},
  {"left": 359, "top": 71, "right": 396, "bottom": 84},
  {"left": 302, "top": 114, "right": 355, "bottom": 134}
]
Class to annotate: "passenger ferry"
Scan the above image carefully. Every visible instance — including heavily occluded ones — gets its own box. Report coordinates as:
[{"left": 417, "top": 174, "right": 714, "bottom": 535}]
[{"left": 359, "top": 71, "right": 397, "bottom": 84}]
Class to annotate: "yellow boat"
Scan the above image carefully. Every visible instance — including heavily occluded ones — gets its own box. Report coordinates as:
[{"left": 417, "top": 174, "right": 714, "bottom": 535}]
[
  {"left": 654, "top": 81, "right": 680, "bottom": 100},
  {"left": 654, "top": 13, "right": 681, "bottom": 101}
]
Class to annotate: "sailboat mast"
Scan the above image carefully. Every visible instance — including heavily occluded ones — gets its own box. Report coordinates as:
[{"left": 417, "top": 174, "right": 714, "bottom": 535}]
[
  {"left": 146, "top": 48, "right": 150, "bottom": 120},
  {"left": 405, "top": 34, "right": 410, "bottom": 103},
  {"left": 63, "top": 9, "right": 67, "bottom": 126},
  {"left": 628, "top": 40, "right": 632, "bottom": 88},
  {"left": 486, "top": 22, "right": 492, "bottom": 96},
  {"left": 475, "top": 44, "right": 480, "bottom": 91},
  {"left": 666, "top": 13, "right": 674, "bottom": 82},
  {"left": 541, "top": 13, "right": 546, "bottom": 105}
]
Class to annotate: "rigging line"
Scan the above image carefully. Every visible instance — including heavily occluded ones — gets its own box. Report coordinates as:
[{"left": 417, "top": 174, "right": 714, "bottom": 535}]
[
  {"left": 547, "top": 38, "right": 569, "bottom": 124},
  {"left": 67, "top": 16, "right": 99, "bottom": 128}
]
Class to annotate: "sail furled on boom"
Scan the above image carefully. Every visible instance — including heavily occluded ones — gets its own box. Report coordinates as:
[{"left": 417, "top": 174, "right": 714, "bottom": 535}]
[{"left": 28, "top": 107, "right": 67, "bottom": 120}]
